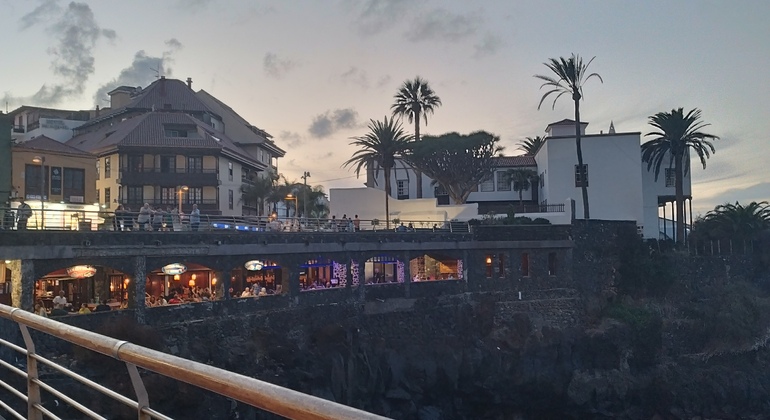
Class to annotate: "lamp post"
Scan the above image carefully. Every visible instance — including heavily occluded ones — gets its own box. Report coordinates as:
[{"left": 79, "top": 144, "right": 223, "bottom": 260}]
[
  {"left": 300, "top": 171, "right": 311, "bottom": 218},
  {"left": 177, "top": 185, "right": 189, "bottom": 214},
  {"left": 32, "top": 155, "right": 45, "bottom": 229},
  {"left": 285, "top": 194, "right": 298, "bottom": 217}
]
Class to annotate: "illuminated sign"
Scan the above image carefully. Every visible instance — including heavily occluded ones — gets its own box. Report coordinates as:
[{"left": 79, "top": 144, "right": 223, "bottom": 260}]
[
  {"left": 244, "top": 260, "right": 264, "bottom": 271},
  {"left": 162, "top": 263, "right": 187, "bottom": 275},
  {"left": 66, "top": 265, "right": 96, "bottom": 279}
]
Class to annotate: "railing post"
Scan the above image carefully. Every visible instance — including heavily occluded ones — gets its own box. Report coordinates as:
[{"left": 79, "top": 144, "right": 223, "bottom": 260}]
[
  {"left": 125, "top": 362, "right": 151, "bottom": 420},
  {"left": 19, "top": 324, "right": 43, "bottom": 420}
]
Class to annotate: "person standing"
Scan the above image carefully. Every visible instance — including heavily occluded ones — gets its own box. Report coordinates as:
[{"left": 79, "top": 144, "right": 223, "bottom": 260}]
[
  {"left": 190, "top": 204, "right": 200, "bottom": 232},
  {"left": 17, "top": 199, "right": 32, "bottom": 230},
  {"left": 137, "top": 203, "right": 152, "bottom": 231},
  {"left": 353, "top": 215, "right": 361, "bottom": 232}
]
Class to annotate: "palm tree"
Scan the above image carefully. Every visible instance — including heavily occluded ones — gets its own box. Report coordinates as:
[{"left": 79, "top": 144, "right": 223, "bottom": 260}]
[
  {"left": 506, "top": 168, "right": 538, "bottom": 209},
  {"left": 535, "top": 54, "right": 603, "bottom": 219},
  {"left": 344, "top": 116, "right": 413, "bottom": 229},
  {"left": 241, "top": 172, "right": 276, "bottom": 216},
  {"left": 517, "top": 136, "right": 545, "bottom": 156},
  {"left": 391, "top": 76, "right": 442, "bottom": 199},
  {"left": 642, "top": 108, "right": 720, "bottom": 243},
  {"left": 697, "top": 201, "right": 770, "bottom": 242}
]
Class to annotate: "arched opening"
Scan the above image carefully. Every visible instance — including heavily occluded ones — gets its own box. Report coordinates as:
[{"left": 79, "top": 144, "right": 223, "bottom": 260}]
[
  {"left": 364, "top": 254, "right": 403, "bottom": 285},
  {"left": 35, "top": 264, "right": 130, "bottom": 315},
  {"left": 147, "top": 262, "right": 218, "bottom": 305},
  {"left": 230, "top": 259, "right": 283, "bottom": 297},
  {"left": 300, "top": 258, "right": 346, "bottom": 290},
  {"left": 409, "top": 253, "right": 463, "bottom": 281}
]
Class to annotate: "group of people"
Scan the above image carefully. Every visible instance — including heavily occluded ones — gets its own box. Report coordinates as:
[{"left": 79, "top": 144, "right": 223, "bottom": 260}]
[
  {"left": 328, "top": 214, "right": 361, "bottom": 232},
  {"left": 114, "top": 203, "right": 201, "bottom": 232},
  {"left": 237, "top": 283, "right": 280, "bottom": 298},
  {"left": 34, "top": 290, "right": 112, "bottom": 317},
  {"left": 148, "top": 286, "right": 214, "bottom": 307}
]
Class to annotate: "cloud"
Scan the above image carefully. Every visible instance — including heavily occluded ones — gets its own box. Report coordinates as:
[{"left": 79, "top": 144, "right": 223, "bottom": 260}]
[
  {"left": 350, "top": 0, "right": 412, "bottom": 36},
  {"left": 376, "top": 75, "right": 392, "bottom": 88},
  {"left": 279, "top": 130, "right": 304, "bottom": 148},
  {"left": 263, "top": 52, "right": 298, "bottom": 79},
  {"left": 308, "top": 108, "right": 360, "bottom": 138},
  {"left": 340, "top": 67, "right": 370, "bottom": 89},
  {"left": 473, "top": 33, "right": 503, "bottom": 58},
  {"left": 6, "top": 1, "right": 115, "bottom": 107},
  {"left": 92, "top": 39, "right": 184, "bottom": 105},
  {"left": 405, "top": 9, "right": 482, "bottom": 43}
]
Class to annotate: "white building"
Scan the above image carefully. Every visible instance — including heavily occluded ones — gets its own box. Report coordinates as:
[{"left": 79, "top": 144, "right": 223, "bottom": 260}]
[
  {"left": 335, "top": 119, "right": 691, "bottom": 239},
  {"left": 8, "top": 106, "right": 91, "bottom": 143}
]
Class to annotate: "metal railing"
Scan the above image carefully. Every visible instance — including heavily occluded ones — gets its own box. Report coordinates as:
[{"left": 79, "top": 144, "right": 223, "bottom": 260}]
[
  {"left": 0, "top": 207, "right": 471, "bottom": 233},
  {"left": 0, "top": 303, "right": 388, "bottom": 419}
]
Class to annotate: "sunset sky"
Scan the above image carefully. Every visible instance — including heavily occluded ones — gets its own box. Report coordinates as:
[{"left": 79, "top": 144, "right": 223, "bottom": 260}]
[{"left": 1, "top": 0, "right": 768, "bottom": 215}]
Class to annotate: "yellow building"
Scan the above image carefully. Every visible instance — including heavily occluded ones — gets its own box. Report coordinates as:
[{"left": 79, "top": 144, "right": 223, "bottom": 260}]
[{"left": 11, "top": 136, "right": 99, "bottom": 229}]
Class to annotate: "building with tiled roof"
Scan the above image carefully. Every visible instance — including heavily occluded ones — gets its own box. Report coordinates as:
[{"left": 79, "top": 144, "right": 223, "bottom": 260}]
[
  {"left": 7, "top": 106, "right": 92, "bottom": 144},
  {"left": 65, "top": 76, "right": 283, "bottom": 216},
  {"left": 12, "top": 135, "right": 97, "bottom": 212}
]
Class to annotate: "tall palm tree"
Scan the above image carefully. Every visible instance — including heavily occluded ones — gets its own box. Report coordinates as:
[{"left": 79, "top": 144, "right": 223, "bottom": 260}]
[
  {"left": 535, "top": 54, "right": 603, "bottom": 219},
  {"left": 698, "top": 201, "right": 770, "bottom": 242},
  {"left": 517, "top": 136, "right": 545, "bottom": 156},
  {"left": 391, "top": 76, "right": 442, "bottom": 199},
  {"left": 642, "top": 108, "right": 719, "bottom": 243},
  {"left": 505, "top": 168, "right": 538, "bottom": 209},
  {"left": 344, "top": 116, "right": 413, "bottom": 229}
]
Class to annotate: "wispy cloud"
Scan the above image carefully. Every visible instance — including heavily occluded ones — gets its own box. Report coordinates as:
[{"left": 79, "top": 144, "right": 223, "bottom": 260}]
[
  {"left": 340, "top": 67, "right": 370, "bottom": 89},
  {"left": 263, "top": 52, "right": 299, "bottom": 79},
  {"left": 5, "top": 1, "right": 116, "bottom": 107},
  {"left": 473, "top": 33, "right": 503, "bottom": 58},
  {"left": 405, "top": 9, "right": 482, "bottom": 43},
  {"left": 309, "top": 108, "right": 360, "bottom": 138},
  {"left": 350, "top": 0, "right": 411, "bottom": 36},
  {"left": 92, "top": 39, "right": 184, "bottom": 106},
  {"left": 279, "top": 130, "right": 304, "bottom": 148}
]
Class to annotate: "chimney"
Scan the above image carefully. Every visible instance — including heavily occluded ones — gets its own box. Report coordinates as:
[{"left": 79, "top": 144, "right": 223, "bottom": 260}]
[
  {"left": 186, "top": 77, "right": 193, "bottom": 89},
  {"left": 95, "top": 105, "right": 100, "bottom": 117}
]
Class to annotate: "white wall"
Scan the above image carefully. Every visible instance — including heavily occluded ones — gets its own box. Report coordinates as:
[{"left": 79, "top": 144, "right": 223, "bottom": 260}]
[
  {"left": 217, "top": 156, "right": 242, "bottom": 216},
  {"left": 16, "top": 118, "right": 86, "bottom": 143},
  {"left": 541, "top": 132, "right": 644, "bottom": 224},
  {"left": 329, "top": 187, "right": 478, "bottom": 222},
  {"left": 640, "top": 150, "right": 692, "bottom": 239}
]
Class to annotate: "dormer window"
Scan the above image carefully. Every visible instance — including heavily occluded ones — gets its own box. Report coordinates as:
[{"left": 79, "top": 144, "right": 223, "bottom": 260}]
[{"left": 164, "top": 124, "right": 198, "bottom": 138}]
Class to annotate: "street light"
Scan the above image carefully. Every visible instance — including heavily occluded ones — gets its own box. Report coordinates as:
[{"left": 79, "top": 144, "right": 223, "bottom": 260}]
[
  {"left": 285, "top": 194, "right": 298, "bottom": 217},
  {"left": 32, "top": 155, "right": 45, "bottom": 229},
  {"left": 177, "top": 185, "right": 189, "bottom": 214},
  {"left": 301, "top": 171, "right": 311, "bottom": 218}
]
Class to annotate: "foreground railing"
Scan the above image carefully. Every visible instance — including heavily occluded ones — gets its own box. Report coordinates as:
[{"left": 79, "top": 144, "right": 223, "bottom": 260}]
[{"left": 0, "top": 303, "right": 388, "bottom": 420}]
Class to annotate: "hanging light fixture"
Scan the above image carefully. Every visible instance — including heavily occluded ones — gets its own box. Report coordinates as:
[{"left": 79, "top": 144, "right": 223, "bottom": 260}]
[
  {"left": 188, "top": 279, "right": 195, "bottom": 287},
  {"left": 191, "top": 273, "right": 197, "bottom": 280},
  {"left": 174, "top": 274, "right": 180, "bottom": 281},
  {"left": 212, "top": 277, "right": 217, "bottom": 285}
]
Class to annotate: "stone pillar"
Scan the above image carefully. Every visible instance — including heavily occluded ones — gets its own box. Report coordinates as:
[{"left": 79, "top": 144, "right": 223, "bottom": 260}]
[
  {"left": 131, "top": 256, "right": 147, "bottom": 323},
  {"left": 352, "top": 257, "right": 365, "bottom": 301},
  {"left": 402, "top": 250, "right": 412, "bottom": 298},
  {"left": 284, "top": 259, "right": 301, "bottom": 299},
  {"left": 10, "top": 260, "right": 35, "bottom": 311},
  {"left": 344, "top": 253, "right": 353, "bottom": 291}
]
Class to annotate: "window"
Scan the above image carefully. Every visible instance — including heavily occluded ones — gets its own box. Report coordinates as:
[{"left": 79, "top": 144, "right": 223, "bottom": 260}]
[
  {"left": 187, "top": 156, "right": 203, "bottom": 173},
  {"left": 496, "top": 172, "right": 511, "bottom": 191},
  {"left": 521, "top": 252, "right": 530, "bottom": 277},
  {"left": 188, "top": 187, "right": 202, "bottom": 203},
  {"left": 161, "top": 187, "right": 176, "bottom": 205},
  {"left": 160, "top": 156, "right": 176, "bottom": 173},
  {"left": 63, "top": 168, "right": 85, "bottom": 202},
  {"left": 498, "top": 253, "right": 506, "bottom": 278},
  {"left": 127, "top": 186, "right": 143, "bottom": 204},
  {"left": 574, "top": 164, "right": 588, "bottom": 187},
  {"left": 96, "top": 189, "right": 100, "bottom": 204},
  {"left": 104, "top": 188, "right": 111, "bottom": 208},
  {"left": 105, "top": 157, "right": 111, "bottom": 179},
  {"left": 258, "top": 149, "right": 263, "bottom": 162},
  {"left": 665, "top": 168, "right": 675, "bottom": 188},
  {"left": 480, "top": 174, "right": 494, "bottom": 192},
  {"left": 539, "top": 172, "right": 545, "bottom": 188},
  {"left": 96, "top": 160, "right": 100, "bottom": 180},
  {"left": 24, "top": 164, "right": 48, "bottom": 200},
  {"left": 548, "top": 252, "right": 557, "bottom": 276},
  {"left": 485, "top": 255, "right": 493, "bottom": 278},
  {"left": 397, "top": 180, "right": 408, "bottom": 199},
  {"left": 128, "top": 155, "right": 143, "bottom": 172},
  {"left": 228, "top": 189, "right": 234, "bottom": 210},
  {"left": 228, "top": 162, "right": 233, "bottom": 181}
]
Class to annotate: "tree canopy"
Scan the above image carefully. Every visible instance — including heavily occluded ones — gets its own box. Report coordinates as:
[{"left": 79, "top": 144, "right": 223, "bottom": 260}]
[{"left": 405, "top": 131, "right": 503, "bottom": 204}]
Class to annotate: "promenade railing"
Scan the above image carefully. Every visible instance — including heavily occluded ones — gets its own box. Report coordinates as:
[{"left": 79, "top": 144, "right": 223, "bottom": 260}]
[{"left": 0, "top": 303, "right": 389, "bottom": 420}]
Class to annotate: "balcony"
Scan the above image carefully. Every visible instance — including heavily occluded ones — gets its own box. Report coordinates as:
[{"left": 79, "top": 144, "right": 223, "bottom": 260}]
[
  {"left": 12, "top": 126, "right": 25, "bottom": 133},
  {"left": 119, "top": 168, "right": 218, "bottom": 187}
]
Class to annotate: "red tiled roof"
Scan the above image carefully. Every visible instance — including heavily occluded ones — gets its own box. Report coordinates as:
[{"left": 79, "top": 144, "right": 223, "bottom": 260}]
[
  {"left": 15, "top": 136, "right": 94, "bottom": 157},
  {"left": 492, "top": 155, "right": 536, "bottom": 167},
  {"left": 66, "top": 113, "right": 257, "bottom": 165}
]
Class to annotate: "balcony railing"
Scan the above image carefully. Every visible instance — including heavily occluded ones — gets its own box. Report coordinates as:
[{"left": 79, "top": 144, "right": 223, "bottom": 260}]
[
  {"left": 12, "top": 125, "right": 25, "bottom": 133},
  {"left": 511, "top": 203, "right": 565, "bottom": 213},
  {"left": 119, "top": 169, "right": 218, "bottom": 187}
]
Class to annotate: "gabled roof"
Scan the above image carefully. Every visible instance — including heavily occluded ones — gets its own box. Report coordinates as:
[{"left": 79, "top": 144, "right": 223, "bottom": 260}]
[
  {"left": 493, "top": 155, "right": 537, "bottom": 167},
  {"left": 66, "top": 112, "right": 266, "bottom": 169},
  {"left": 77, "top": 77, "right": 218, "bottom": 130},
  {"left": 196, "top": 90, "right": 286, "bottom": 157},
  {"left": 14, "top": 135, "right": 94, "bottom": 157}
]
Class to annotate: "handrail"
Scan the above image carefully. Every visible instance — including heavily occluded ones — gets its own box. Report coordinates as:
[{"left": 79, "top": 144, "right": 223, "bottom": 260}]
[{"left": 0, "top": 304, "right": 389, "bottom": 420}]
